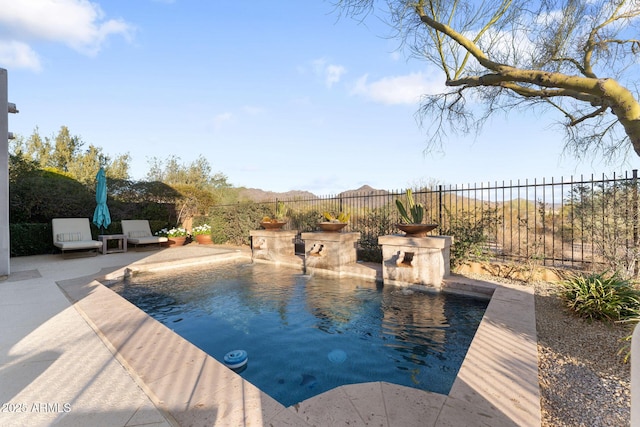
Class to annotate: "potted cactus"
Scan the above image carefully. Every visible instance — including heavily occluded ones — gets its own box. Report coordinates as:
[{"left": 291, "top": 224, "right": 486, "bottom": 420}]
[
  {"left": 395, "top": 189, "right": 437, "bottom": 237},
  {"left": 260, "top": 201, "right": 288, "bottom": 230},
  {"left": 317, "top": 211, "right": 350, "bottom": 232}
]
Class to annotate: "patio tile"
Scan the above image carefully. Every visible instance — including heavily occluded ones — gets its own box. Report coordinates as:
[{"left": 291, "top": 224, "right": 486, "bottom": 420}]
[
  {"left": 381, "top": 382, "right": 447, "bottom": 427},
  {"left": 341, "top": 382, "right": 388, "bottom": 426},
  {"left": 436, "top": 396, "right": 519, "bottom": 427},
  {"left": 292, "top": 387, "right": 367, "bottom": 426}
]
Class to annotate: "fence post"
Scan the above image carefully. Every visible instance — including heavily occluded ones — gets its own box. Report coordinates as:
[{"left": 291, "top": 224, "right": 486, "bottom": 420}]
[
  {"left": 633, "top": 169, "right": 638, "bottom": 276},
  {"left": 438, "top": 185, "right": 443, "bottom": 227}
]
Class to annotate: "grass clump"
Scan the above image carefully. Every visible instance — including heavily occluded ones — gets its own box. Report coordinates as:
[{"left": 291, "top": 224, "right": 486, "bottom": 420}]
[{"left": 560, "top": 272, "right": 640, "bottom": 322}]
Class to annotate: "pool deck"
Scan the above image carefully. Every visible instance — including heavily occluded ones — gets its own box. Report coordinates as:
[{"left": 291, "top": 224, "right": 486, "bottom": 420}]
[{"left": 0, "top": 245, "right": 541, "bottom": 426}]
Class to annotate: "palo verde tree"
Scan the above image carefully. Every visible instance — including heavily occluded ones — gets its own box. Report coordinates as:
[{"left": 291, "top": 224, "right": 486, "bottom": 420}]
[{"left": 335, "top": 0, "right": 640, "bottom": 160}]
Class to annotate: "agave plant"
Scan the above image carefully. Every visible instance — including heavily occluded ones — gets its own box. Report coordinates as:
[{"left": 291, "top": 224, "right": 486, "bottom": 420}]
[
  {"left": 322, "top": 211, "right": 350, "bottom": 223},
  {"left": 560, "top": 272, "right": 640, "bottom": 322},
  {"left": 395, "top": 189, "right": 425, "bottom": 224}
]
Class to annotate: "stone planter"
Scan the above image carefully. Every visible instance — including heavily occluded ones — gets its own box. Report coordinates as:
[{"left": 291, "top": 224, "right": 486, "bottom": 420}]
[
  {"left": 194, "top": 234, "right": 212, "bottom": 245},
  {"left": 317, "top": 222, "right": 348, "bottom": 232}
]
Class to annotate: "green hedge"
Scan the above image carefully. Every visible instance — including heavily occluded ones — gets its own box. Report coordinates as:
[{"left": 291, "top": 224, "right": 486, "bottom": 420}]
[
  {"left": 10, "top": 223, "right": 56, "bottom": 256},
  {"left": 208, "top": 202, "right": 272, "bottom": 245}
]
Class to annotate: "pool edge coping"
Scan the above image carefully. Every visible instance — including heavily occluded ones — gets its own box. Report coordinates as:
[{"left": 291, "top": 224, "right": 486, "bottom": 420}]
[{"left": 57, "top": 251, "right": 541, "bottom": 427}]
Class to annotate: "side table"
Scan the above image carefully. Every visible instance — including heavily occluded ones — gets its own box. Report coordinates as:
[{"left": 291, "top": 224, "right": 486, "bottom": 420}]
[{"left": 98, "top": 234, "right": 127, "bottom": 254}]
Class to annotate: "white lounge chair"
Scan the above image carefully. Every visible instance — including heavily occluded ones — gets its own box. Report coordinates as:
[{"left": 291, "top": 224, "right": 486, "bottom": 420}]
[
  {"left": 52, "top": 218, "right": 103, "bottom": 256},
  {"left": 121, "top": 220, "right": 168, "bottom": 249}
]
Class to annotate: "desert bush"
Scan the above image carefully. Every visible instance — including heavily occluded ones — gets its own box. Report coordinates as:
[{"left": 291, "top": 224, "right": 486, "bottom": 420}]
[
  {"left": 560, "top": 272, "right": 640, "bottom": 321},
  {"left": 352, "top": 206, "right": 395, "bottom": 263},
  {"left": 287, "top": 209, "right": 321, "bottom": 232},
  {"left": 440, "top": 207, "right": 498, "bottom": 267},
  {"left": 357, "top": 235, "right": 382, "bottom": 263}
]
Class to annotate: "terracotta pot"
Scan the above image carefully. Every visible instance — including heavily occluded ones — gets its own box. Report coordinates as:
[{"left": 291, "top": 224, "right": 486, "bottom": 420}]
[
  {"left": 396, "top": 224, "right": 438, "bottom": 237},
  {"left": 260, "top": 221, "right": 287, "bottom": 230},
  {"left": 317, "top": 222, "right": 348, "bottom": 232},
  {"left": 167, "top": 236, "right": 187, "bottom": 247},
  {"left": 195, "top": 234, "right": 212, "bottom": 245}
]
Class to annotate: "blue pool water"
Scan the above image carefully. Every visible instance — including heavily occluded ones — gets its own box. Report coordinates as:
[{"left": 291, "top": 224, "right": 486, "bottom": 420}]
[{"left": 109, "top": 262, "right": 488, "bottom": 406}]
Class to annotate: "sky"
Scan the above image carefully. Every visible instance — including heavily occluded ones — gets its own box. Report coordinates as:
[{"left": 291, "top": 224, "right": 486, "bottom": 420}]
[{"left": 1, "top": 0, "right": 639, "bottom": 195}]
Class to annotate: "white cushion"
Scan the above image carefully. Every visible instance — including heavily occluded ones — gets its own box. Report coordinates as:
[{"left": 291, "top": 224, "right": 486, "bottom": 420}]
[
  {"left": 56, "top": 232, "right": 83, "bottom": 242},
  {"left": 128, "top": 230, "right": 150, "bottom": 238}
]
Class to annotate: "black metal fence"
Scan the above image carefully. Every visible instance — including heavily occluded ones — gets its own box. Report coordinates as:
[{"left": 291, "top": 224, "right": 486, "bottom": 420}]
[{"left": 229, "top": 170, "right": 640, "bottom": 275}]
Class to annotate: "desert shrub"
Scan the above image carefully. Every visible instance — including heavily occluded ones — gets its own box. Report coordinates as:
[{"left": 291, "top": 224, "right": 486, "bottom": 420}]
[
  {"left": 351, "top": 207, "right": 394, "bottom": 263},
  {"left": 357, "top": 235, "right": 382, "bottom": 263},
  {"left": 560, "top": 272, "right": 640, "bottom": 321},
  {"left": 440, "top": 207, "right": 498, "bottom": 267},
  {"left": 288, "top": 209, "right": 321, "bottom": 232}
]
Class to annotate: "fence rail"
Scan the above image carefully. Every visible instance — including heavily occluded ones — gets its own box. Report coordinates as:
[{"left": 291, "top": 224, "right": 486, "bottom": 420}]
[{"left": 221, "top": 170, "right": 640, "bottom": 275}]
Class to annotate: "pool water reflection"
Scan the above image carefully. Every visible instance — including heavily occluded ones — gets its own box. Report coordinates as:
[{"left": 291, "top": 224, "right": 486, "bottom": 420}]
[{"left": 109, "top": 262, "right": 488, "bottom": 407}]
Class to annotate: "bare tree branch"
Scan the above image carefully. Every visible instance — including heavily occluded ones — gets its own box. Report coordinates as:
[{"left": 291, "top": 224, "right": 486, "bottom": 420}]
[{"left": 334, "top": 0, "right": 640, "bottom": 161}]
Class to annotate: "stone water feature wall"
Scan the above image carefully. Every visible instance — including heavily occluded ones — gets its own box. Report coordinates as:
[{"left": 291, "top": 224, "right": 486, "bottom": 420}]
[
  {"left": 299, "top": 231, "right": 361, "bottom": 277},
  {"left": 249, "top": 229, "right": 453, "bottom": 287},
  {"left": 378, "top": 235, "right": 453, "bottom": 288},
  {"left": 249, "top": 229, "right": 302, "bottom": 269}
]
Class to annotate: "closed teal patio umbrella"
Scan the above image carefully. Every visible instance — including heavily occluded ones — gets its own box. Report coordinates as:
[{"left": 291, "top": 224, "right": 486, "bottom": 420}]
[{"left": 92, "top": 167, "right": 111, "bottom": 232}]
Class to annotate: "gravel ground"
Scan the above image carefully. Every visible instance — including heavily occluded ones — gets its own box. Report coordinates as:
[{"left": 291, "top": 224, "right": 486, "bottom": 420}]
[
  {"left": 462, "top": 272, "right": 631, "bottom": 426},
  {"left": 534, "top": 281, "right": 631, "bottom": 426}
]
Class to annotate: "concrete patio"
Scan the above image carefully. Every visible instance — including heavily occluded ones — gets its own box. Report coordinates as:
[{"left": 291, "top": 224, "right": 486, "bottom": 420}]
[{"left": 0, "top": 245, "right": 541, "bottom": 426}]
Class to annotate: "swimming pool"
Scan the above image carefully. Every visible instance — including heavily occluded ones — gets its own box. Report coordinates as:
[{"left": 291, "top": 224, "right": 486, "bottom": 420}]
[{"left": 109, "top": 262, "right": 488, "bottom": 407}]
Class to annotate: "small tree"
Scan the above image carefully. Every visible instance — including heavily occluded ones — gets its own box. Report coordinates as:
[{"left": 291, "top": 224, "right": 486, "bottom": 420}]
[
  {"left": 146, "top": 155, "right": 234, "bottom": 224},
  {"left": 11, "top": 126, "right": 131, "bottom": 184}
]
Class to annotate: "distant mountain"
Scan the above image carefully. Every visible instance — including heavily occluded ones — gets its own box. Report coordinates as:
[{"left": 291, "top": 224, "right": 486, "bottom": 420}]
[
  {"left": 238, "top": 187, "right": 318, "bottom": 202},
  {"left": 338, "top": 185, "right": 389, "bottom": 197},
  {"left": 237, "top": 184, "right": 391, "bottom": 204},
  {"left": 337, "top": 185, "right": 392, "bottom": 208}
]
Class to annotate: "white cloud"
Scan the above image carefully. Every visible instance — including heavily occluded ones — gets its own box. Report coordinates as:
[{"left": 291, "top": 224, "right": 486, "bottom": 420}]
[
  {"left": 0, "top": 0, "right": 134, "bottom": 61},
  {"left": 212, "top": 112, "right": 233, "bottom": 130},
  {"left": 0, "top": 41, "right": 41, "bottom": 72},
  {"left": 312, "top": 58, "right": 346, "bottom": 88},
  {"left": 325, "top": 64, "right": 346, "bottom": 88},
  {"left": 350, "top": 71, "right": 446, "bottom": 105}
]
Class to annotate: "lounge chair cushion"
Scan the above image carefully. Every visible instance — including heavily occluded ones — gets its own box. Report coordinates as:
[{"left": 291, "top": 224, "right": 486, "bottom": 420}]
[
  {"left": 127, "top": 230, "right": 150, "bottom": 238},
  {"left": 52, "top": 218, "right": 103, "bottom": 251},
  {"left": 121, "top": 220, "right": 168, "bottom": 245},
  {"left": 56, "top": 232, "right": 83, "bottom": 242}
]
